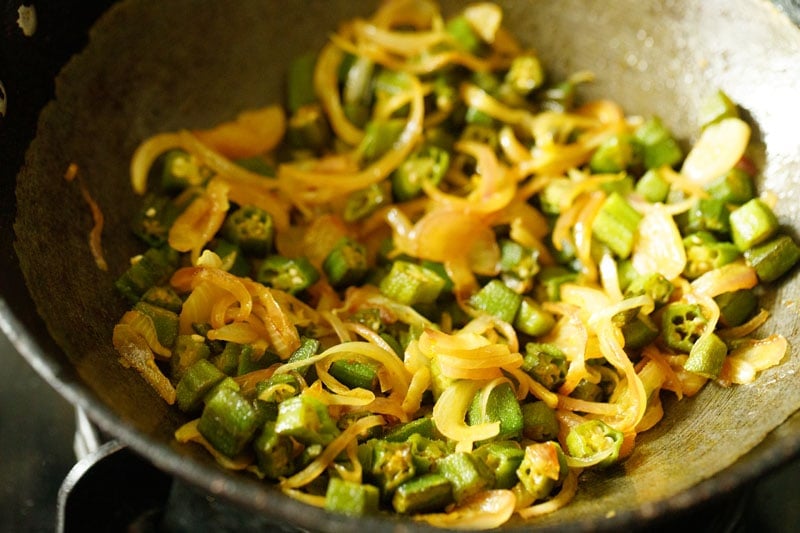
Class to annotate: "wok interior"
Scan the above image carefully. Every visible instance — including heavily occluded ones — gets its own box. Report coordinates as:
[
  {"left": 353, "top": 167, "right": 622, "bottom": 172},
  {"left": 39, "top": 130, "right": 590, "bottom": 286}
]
[{"left": 13, "top": 0, "right": 800, "bottom": 529}]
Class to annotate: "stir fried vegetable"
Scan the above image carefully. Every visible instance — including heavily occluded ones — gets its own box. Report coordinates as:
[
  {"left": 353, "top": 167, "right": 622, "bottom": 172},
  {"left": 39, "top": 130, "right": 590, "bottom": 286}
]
[{"left": 111, "top": 0, "right": 798, "bottom": 528}]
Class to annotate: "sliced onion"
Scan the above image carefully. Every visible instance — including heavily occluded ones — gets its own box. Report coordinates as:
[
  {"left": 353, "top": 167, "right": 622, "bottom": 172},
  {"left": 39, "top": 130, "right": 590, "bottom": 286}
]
[
  {"left": 720, "top": 334, "right": 788, "bottom": 385},
  {"left": 681, "top": 117, "right": 750, "bottom": 184},
  {"left": 690, "top": 262, "right": 758, "bottom": 298},
  {"left": 433, "top": 380, "right": 499, "bottom": 448},
  {"left": 632, "top": 202, "right": 686, "bottom": 281},
  {"left": 416, "top": 490, "right": 516, "bottom": 530},
  {"left": 192, "top": 105, "right": 286, "bottom": 160},
  {"left": 112, "top": 323, "right": 176, "bottom": 404}
]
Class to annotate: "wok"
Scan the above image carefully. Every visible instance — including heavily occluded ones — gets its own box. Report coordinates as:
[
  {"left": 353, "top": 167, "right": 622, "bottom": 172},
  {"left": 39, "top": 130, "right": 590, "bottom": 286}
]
[{"left": 2, "top": 0, "right": 800, "bottom": 530}]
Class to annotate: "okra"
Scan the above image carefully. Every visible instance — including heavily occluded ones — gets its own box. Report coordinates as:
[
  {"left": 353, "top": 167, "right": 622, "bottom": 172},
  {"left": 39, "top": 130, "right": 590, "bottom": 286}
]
[
  {"left": 322, "top": 237, "right": 369, "bottom": 288},
  {"left": 516, "top": 441, "right": 566, "bottom": 500},
  {"left": 253, "top": 420, "right": 296, "bottom": 480},
  {"left": 621, "top": 314, "right": 660, "bottom": 350},
  {"left": 141, "top": 285, "right": 183, "bottom": 314},
  {"left": 391, "top": 145, "right": 450, "bottom": 202},
  {"left": 521, "top": 401, "right": 560, "bottom": 442},
  {"left": 171, "top": 334, "right": 212, "bottom": 382},
  {"left": 344, "top": 182, "right": 392, "bottom": 223},
  {"left": 383, "top": 416, "right": 436, "bottom": 443},
  {"left": 744, "top": 234, "right": 800, "bottom": 282},
  {"left": 325, "top": 478, "right": 380, "bottom": 517},
  {"left": 699, "top": 89, "right": 739, "bottom": 129},
  {"left": 592, "top": 192, "right": 643, "bottom": 259},
  {"left": 287, "top": 103, "right": 331, "bottom": 152},
  {"left": 131, "top": 193, "right": 185, "bottom": 247},
  {"left": 392, "top": 473, "right": 454, "bottom": 514},
  {"left": 379, "top": 261, "right": 446, "bottom": 306},
  {"left": 435, "top": 451, "right": 494, "bottom": 503},
  {"left": 682, "top": 232, "right": 741, "bottom": 280},
  {"left": 358, "top": 119, "right": 405, "bottom": 164},
  {"left": 684, "top": 197, "right": 732, "bottom": 236},
  {"left": 197, "top": 386, "right": 260, "bottom": 457},
  {"left": 115, "top": 246, "right": 179, "bottom": 303},
  {"left": 474, "top": 441, "right": 525, "bottom": 489},
  {"left": 256, "top": 255, "right": 319, "bottom": 295},
  {"left": 133, "top": 301, "right": 179, "bottom": 349},
  {"left": 274, "top": 394, "right": 340, "bottom": 446},
  {"left": 286, "top": 52, "right": 318, "bottom": 114},
  {"left": 715, "top": 289, "right": 758, "bottom": 327},
  {"left": 467, "top": 382, "right": 524, "bottom": 442},
  {"left": 729, "top": 198, "right": 779, "bottom": 251},
  {"left": 565, "top": 419, "right": 623, "bottom": 468},
  {"left": 505, "top": 53, "right": 545, "bottom": 96},
  {"left": 705, "top": 167, "right": 754, "bottom": 205},
  {"left": 514, "top": 297, "right": 556, "bottom": 337},
  {"left": 590, "top": 134, "right": 636, "bottom": 173},
  {"left": 363, "top": 439, "right": 417, "bottom": 497},
  {"left": 633, "top": 116, "right": 683, "bottom": 170},
  {"left": 329, "top": 358, "right": 380, "bottom": 391},
  {"left": 661, "top": 302, "right": 707, "bottom": 354},
  {"left": 468, "top": 279, "right": 523, "bottom": 324},
  {"left": 635, "top": 168, "right": 671, "bottom": 204},
  {"left": 212, "top": 239, "right": 251, "bottom": 277},
  {"left": 176, "top": 358, "right": 226, "bottom": 413},
  {"left": 522, "top": 342, "right": 568, "bottom": 391},
  {"left": 222, "top": 205, "right": 275, "bottom": 258},
  {"left": 684, "top": 332, "right": 727, "bottom": 379}
]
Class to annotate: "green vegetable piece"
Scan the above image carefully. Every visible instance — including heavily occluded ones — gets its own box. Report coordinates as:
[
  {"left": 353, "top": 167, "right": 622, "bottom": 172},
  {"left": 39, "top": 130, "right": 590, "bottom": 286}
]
[
  {"left": 235, "top": 344, "right": 275, "bottom": 376},
  {"left": 141, "top": 285, "right": 183, "bottom": 314},
  {"left": 257, "top": 255, "right": 319, "bottom": 294},
  {"left": 287, "top": 52, "right": 318, "bottom": 113},
  {"left": 115, "top": 246, "right": 179, "bottom": 303},
  {"left": 570, "top": 379, "right": 603, "bottom": 402},
  {"left": 514, "top": 297, "right": 556, "bottom": 337},
  {"left": 286, "top": 337, "right": 321, "bottom": 378},
  {"left": 521, "top": 401, "right": 560, "bottom": 442},
  {"left": 467, "top": 382, "right": 524, "bottom": 442},
  {"left": 745, "top": 234, "right": 800, "bottom": 283},
  {"left": 329, "top": 359, "right": 379, "bottom": 391},
  {"left": 499, "top": 239, "right": 540, "bottom": 293},
  {"left": 392, "top": 473, "right": 454, "bottom": 514},
  {"left": 379, "top": 261, "right": 446, "bottom": 306},
  {"left": 505, "top": 53, "right": 545, "bottom": 96},
  {"left": 256, "top": 372, "right": 302, "bottom": 403},
  {"left": 684, "top": 197, "right": 732, "bottom": 236},
  {"left": 287, "top": 103, "right": 331, "bottom": 152},
  {"left": 435, "top": 452, "right": 494, "bottom": 503},
  {"left": 590, "top": 134, "right": 635, "bottom": 173},
  {"left": 344, "top": 182, "right": 392, "bottom": 222},
  {"left": 274, "top": 395, "right": 340, "bottom": 446},
  {"left": 391, "top": 144, "right": 450, "bottom": 202},
  {"left": 445, "top": 16, "right": 482, "bottom": 53},
  {"left": 516, "top": 441, "right": 566, "bottom": 500},
  {"left": 633, "top": 116, "right": 683, "bottom": 169},
  {"left": 621, "top": 314, "right": 660, "bottom": 350},
  {"left": 661, "top": 303, "right": 707, "bottom": 354},
  {"left": 616, "top": 259, "right": 639, "bottom": 293},
  {"left": 342, "top": 55, "right": 374, "bottom": 127},
  {"left": 212, "top": 341, "right": 242, "bottom": 375},
  {"left": 253, "top": 420, "right": 295, "bottom": 480},
  {"left": 407, "top": 434, "right": 452, "bottom": 474},
  {"left": 364, "top": 439, "right": 417, "bottom": 497},
  {"left": 323, "top": 237, "right": 369, "bottom": 288},
  {"left": 565, "top": 419, "right": 623, "bottom": 468},
  {"left": 624, "top": 272, "right": 674, "bottom": 308},
  {"left": 468, "top": 279, "right": 523, "bottom": 324},
  {"left": 537, "top": 265, "right": 579, "bottom": 301},
  {"left": 699, "top": 89, "right": 739, "bottom": 128},
  {"left": 522, "top": 342, "right": 568, "bottom": 391},
  {"left": 715, "top": 289, "right": 758, "bottom": 328},
  {"left": 359, "top": 119, "right": 405, "bottom": 164},
  {"left": 130, "top": 193, "right": 183, "bottom": 247},
  {"left": 171, "top": 334, "right": 212, "bottom": 382},
  {"left": 704, "top": 168, "right": 754, "bottom": 205},
  {"left": 158, "top": 149, "right": 205, "bottom": 192},
  {"left": 325, "top": 478, "right": 380, "bottom": 517},
  {"left": 474, "top": 441, "right": 525, "bottom": 489},
  {"left": 684, "top": 332, "right": 728, "bottom": 379},
  {"left": 592, "top": 192, "right": 643, "bottom": 259},
  {"left": 682, "top": 232, "right": 741, "bottom": 279},
  {"left": 540, "top": 80, "right": 576, "bottom": 112},
  {"left": 383, "top": 417, "right": 435, "bottom": 442},
  {"left": 729, "top": 198, "right": 779, "bottom": 251},
  {"left": 133, "top": 301, "right": 179, "bottom": 349},
  {"left": 197, "top": 386, "right": 260, "bottom": 457},
  {"left": 635, "top": 168, "right": 671, "bottom": 204},
  {"left": 212, "top": 239, "right": 251, "bottom": 277},
  {"left": 222, "top": 205, "right": 275, "bottom": 257},
  {"left": 176, "top": 359, "right": 226, "bottom": 413}
]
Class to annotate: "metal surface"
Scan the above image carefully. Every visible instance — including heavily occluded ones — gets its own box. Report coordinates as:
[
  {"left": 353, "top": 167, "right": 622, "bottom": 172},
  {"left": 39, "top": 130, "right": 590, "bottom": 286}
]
[{"left": 2, "top": 0, "right": 800, "bottom": 531}]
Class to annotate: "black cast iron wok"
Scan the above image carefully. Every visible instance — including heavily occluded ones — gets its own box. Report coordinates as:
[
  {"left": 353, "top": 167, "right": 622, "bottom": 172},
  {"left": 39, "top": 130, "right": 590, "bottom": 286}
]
[{"left": 2, "top": 0, "right": 800, "bottom": 530}]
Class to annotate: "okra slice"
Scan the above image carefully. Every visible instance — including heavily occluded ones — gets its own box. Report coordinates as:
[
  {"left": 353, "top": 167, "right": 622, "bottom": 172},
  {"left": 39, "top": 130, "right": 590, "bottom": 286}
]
[
  {"left": 176, "top": 359, "right": 226, "bottom": 413},
  {"left": 133, "top": 301, "right": 179, "bottom": 349},
  {"left": 274, "top": 395, "right": 340, "bottom": 446},
  {"left": 379, "top": 261, "right": 446, "bottom": 306},
  {"left": 256, "top": 255, "right": 319, "bottom": 295},
  {"left": 467, "top": 382, "right": 523, "bottom": 442},
  {"left": 715, "top": 289, "right": 758, "bottom": 327},
  {"left": 661, "top": 303, "right": 707, "bottom": 354},
  {"left": 435, "top": 451, "right": 494, "bottom": 503},
  {"left": 141, "top": 285, "right": 183, "bottom": 314},
  {"left": 565, "top": 419, "right": 623, "bottom": 468},
  {"left": 744, "top": 234, "right": 800, "bottom": 282},
  {"left": 514, "top": 297, "right": 556, "bottom": 337},
  {"left": 684, "top": 332, "right": 728, "bottom": 379},
  {"left": 521, "top": 401, "right": 560, "bottom": 442},
  {"left": 323, "top": 237, "right": 369, "bottom": 288},
  {"left": 197, "top": 386, "right": 260, "bottom": 457},
  {"left": 171, "top": 334, "right": 212, "bottom": 382},
  {"left": 591, "top": 192, "right": 643, "bottom": 259},
  {"left": 222, "top": 205, "right": 275, "bottom": 258},
  {"left": 329, "top": 358, "right": 380, "bottom": 391},
  {"left": 729, "top": 198, "right": 779, "bottom": 251},
  {"left": 392, "top": 474, "right": 454, "bottom": 514},
  {"left": 115, "top": 246, "right": 179, "bottom": 303},
  {"left": 521, "top": 342, "right": 568, "bottom": 391},
  {"left": 325, "top": 478, "right": 380, "bottom": 517},
  {"left": 474, "top": 441, "right": 525, "bottom": 490},
  {"left": 253, "top": 421, "right": 295, "bottom": 480},
  {"left": 468, "top": 279, "right": 522, "bottom": 324}
]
